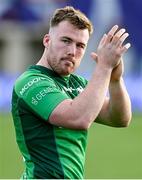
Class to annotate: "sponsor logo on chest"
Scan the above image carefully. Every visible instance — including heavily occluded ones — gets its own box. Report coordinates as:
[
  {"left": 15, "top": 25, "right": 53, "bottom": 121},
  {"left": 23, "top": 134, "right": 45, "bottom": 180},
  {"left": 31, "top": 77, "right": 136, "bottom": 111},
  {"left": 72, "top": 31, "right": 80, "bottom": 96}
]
[{"left": 62, "top": 86, "right": 84, "bottom": 94}]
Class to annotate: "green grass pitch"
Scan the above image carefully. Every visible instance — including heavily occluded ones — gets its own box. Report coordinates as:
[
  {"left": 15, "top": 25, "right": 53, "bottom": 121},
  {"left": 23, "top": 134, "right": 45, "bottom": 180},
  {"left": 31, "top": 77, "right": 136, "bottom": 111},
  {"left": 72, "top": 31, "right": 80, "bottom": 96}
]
[{"left": 0, "top": 113, "right": 142, "bottom": 178}]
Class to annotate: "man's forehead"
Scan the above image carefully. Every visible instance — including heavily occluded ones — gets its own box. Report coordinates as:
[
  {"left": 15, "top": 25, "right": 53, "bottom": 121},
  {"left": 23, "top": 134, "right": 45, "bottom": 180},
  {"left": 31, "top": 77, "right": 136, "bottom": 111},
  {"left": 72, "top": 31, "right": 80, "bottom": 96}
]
[{"left": 50, "top": 21, "right": 89, "bottom": 42}]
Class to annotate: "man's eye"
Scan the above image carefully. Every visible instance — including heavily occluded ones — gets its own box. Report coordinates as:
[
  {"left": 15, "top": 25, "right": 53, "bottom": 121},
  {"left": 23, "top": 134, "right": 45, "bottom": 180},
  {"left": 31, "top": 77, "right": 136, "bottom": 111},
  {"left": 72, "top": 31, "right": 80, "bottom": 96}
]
[
  {"left": 62, "top": 39, "right": 70, "bottom": 44},
  {"left": 77, "top": 44, "right": 85, "bottom": 49}
]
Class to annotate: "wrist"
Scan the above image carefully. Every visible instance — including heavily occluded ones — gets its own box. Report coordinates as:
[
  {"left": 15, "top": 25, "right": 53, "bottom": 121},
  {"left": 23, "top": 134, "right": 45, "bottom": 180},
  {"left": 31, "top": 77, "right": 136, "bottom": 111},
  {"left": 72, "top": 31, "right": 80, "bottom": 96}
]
[
  {"left": 96, "top": 62, "right": 114, "bottom": 72},
  {"left": 110, "top": 77, "right": 123, "bottom": 85},
  {"left": 92, "top": 64, "right": 112, "bottom": 83}
]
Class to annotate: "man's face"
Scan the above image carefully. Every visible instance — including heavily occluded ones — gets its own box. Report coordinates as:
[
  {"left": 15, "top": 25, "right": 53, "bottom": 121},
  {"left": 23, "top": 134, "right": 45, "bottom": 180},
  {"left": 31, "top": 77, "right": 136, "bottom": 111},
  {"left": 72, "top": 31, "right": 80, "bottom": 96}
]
[{"left": 45, "top": 21, "right": 90, "bottom": 76}]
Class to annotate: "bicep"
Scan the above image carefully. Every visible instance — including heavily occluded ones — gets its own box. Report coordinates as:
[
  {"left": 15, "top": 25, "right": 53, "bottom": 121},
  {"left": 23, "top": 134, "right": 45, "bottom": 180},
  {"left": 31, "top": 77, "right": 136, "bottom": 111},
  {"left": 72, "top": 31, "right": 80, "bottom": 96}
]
[
  {"left": 49, "top": 99, "right": 74, "bottom": 127},
  {"left": 49, "top": 98, "right": 86, "bottom": 129}
]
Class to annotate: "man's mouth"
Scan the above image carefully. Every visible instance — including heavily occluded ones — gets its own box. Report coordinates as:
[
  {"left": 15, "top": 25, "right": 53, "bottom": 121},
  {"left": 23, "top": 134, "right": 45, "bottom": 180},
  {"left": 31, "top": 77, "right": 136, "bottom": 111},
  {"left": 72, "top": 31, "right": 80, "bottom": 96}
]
[{"left": 61, "top": 57, "right": 75, "bottom": 65}]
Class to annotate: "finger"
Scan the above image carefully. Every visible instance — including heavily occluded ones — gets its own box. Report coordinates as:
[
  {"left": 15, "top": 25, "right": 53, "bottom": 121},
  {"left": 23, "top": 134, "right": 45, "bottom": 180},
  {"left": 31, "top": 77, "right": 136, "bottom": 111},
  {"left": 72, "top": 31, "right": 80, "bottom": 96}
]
[
  {"left": 120, "top": 43, "right": 131, "bottom": 54},
  {"left": 105, "top": 25, "right": 119, "bottom": 43},
  {"left": 111, "top": 28, "right": 126, "bottom": 44},
  {"left": 116, "top": 33, "right": 129, "bottom": 47},
  {"left": 108, "top": 25, "right": 119, "bottom": 36},
  {"left": 98, "top": 33, "right": 107, "bottom": 46}
]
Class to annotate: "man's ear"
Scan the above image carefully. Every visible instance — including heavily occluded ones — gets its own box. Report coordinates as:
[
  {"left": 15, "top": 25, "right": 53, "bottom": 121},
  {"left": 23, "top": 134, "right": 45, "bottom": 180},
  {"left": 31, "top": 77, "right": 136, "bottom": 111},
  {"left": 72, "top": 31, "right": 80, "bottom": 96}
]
[{"left": 43, "top": 34, "right": 50, "bottom": 48}]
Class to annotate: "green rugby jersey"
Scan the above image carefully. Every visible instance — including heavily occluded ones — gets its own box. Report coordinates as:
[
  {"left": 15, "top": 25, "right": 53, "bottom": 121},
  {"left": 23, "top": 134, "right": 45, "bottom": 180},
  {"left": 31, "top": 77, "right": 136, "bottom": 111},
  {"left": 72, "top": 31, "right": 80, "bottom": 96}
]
[{"left": 11, "top": 65, "right": 88, "bottom": 179}]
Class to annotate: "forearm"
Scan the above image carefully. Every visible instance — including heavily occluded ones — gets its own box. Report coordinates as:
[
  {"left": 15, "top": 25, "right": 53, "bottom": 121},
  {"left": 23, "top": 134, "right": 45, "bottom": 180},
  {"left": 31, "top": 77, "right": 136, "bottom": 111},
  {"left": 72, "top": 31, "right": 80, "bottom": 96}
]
[
  {"left": 70, "top": 64, "right": 112, "bottom": 128},
  {"left": 108, "top": 77, "right": 132, "bottom": 126}
]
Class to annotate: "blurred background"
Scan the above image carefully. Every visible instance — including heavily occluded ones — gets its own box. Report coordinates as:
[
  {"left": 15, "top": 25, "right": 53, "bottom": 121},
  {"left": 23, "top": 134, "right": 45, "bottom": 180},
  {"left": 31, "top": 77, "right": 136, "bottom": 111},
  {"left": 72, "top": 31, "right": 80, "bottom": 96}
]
[{"left": 0, "top": 0, "right": 142, "bottom": 178}]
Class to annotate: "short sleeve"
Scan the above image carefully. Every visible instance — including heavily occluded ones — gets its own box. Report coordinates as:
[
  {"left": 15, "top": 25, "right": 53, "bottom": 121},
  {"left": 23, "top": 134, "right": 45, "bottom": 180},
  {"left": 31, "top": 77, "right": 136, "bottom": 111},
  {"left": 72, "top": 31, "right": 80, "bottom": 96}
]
[{"left": 16, "top": 76, "right": 70, "bottom": 121}]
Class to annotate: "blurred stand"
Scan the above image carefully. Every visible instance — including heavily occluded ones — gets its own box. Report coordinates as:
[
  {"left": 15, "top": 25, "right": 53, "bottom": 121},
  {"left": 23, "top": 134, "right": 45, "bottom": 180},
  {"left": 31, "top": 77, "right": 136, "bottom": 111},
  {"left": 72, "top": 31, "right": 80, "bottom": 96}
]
[
  {"left": 0, "top": 0, "right": 67, "bottom": 73},
  {"left": 0, "top": 0, "right": 141, "bottom": 113},
  {"left": 119, "top": 0, "right": 142, "bottom": 77},
  {"left": 0, "top": 0, "right": 64, "bottom": 111}
]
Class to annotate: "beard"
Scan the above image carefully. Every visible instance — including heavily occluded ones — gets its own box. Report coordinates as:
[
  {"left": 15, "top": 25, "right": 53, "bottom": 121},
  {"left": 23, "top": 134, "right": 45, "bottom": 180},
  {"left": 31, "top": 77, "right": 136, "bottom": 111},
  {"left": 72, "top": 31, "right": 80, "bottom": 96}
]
[{"left": 48, "top": 57, "right": 76, "bottom": 76}]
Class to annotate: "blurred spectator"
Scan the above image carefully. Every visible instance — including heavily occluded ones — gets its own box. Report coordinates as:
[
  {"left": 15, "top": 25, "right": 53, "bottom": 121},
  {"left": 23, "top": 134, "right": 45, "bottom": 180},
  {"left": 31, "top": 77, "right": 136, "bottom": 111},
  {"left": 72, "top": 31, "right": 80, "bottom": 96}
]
[
  {"left": 25, "top": 0, "right": 68, "bottom": 24},
  {"left": 65, "top": 0, "right": 92, "bottom": 17},
  {"left": 0, "top": 1, "right": 12, "bottom": 16},
  {"left": 0, "top": 0, "right": 40, "bottom": 22},
  {"left": 0, "top": 0, "right": 68, "bottom": 24}
]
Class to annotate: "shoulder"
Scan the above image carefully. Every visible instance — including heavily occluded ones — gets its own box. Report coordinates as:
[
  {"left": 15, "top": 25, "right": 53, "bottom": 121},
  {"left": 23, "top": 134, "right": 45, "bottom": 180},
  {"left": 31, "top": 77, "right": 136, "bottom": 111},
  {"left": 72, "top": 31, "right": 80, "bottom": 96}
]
[
  {"left": 70, "top": 74, "right": 88, "bottom": 86},
  {"left": 13, "top": 69, "right": 56, "bottom": 97}
]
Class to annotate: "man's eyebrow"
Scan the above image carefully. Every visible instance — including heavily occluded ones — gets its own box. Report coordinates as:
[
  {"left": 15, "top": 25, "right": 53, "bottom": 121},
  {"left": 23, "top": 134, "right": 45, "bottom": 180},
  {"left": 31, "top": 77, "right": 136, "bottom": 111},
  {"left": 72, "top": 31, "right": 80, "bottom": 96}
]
[
  {"left": 61, "top": 36, "right": 86, "bottom": 47},
  {"left": 61, "top": 36, "right": 72, "bottom": 41}
]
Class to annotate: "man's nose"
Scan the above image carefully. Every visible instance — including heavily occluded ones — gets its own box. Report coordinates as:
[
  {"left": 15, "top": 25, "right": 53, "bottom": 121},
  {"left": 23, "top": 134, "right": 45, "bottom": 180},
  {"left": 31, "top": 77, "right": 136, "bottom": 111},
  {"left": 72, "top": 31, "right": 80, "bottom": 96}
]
[{"left": 67, "top": 44, "right": 76, "bottom": 56}]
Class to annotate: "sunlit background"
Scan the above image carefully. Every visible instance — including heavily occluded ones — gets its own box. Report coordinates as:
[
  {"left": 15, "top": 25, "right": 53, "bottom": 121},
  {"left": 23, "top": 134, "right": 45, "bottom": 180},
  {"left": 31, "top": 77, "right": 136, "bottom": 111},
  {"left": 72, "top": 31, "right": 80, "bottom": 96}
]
[{"left": 0, "top": 0, "right": 142, "bottom": 178}]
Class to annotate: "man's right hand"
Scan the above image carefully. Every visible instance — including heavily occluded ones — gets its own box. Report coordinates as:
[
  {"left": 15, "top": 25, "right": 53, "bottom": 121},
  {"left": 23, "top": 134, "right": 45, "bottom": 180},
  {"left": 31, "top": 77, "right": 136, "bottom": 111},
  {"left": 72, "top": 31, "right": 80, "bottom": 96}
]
[{"left": 91, "top": 25, "right": 131, "bottom": 70}]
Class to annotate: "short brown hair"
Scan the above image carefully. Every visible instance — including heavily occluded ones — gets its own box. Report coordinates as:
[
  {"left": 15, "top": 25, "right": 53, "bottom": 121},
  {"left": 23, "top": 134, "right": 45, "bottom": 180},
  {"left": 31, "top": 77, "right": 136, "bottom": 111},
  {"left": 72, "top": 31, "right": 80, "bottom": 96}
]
[{"left": 50, "top": 6, "right": 93, "bottom": 35}]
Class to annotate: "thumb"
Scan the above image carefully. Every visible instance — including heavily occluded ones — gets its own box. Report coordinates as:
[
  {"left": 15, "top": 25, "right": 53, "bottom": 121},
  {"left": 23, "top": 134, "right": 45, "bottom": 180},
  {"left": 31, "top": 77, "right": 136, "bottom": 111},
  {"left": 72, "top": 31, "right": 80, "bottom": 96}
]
[{"left": 91, "top": 52, "right": 98, "bottom": 62}]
